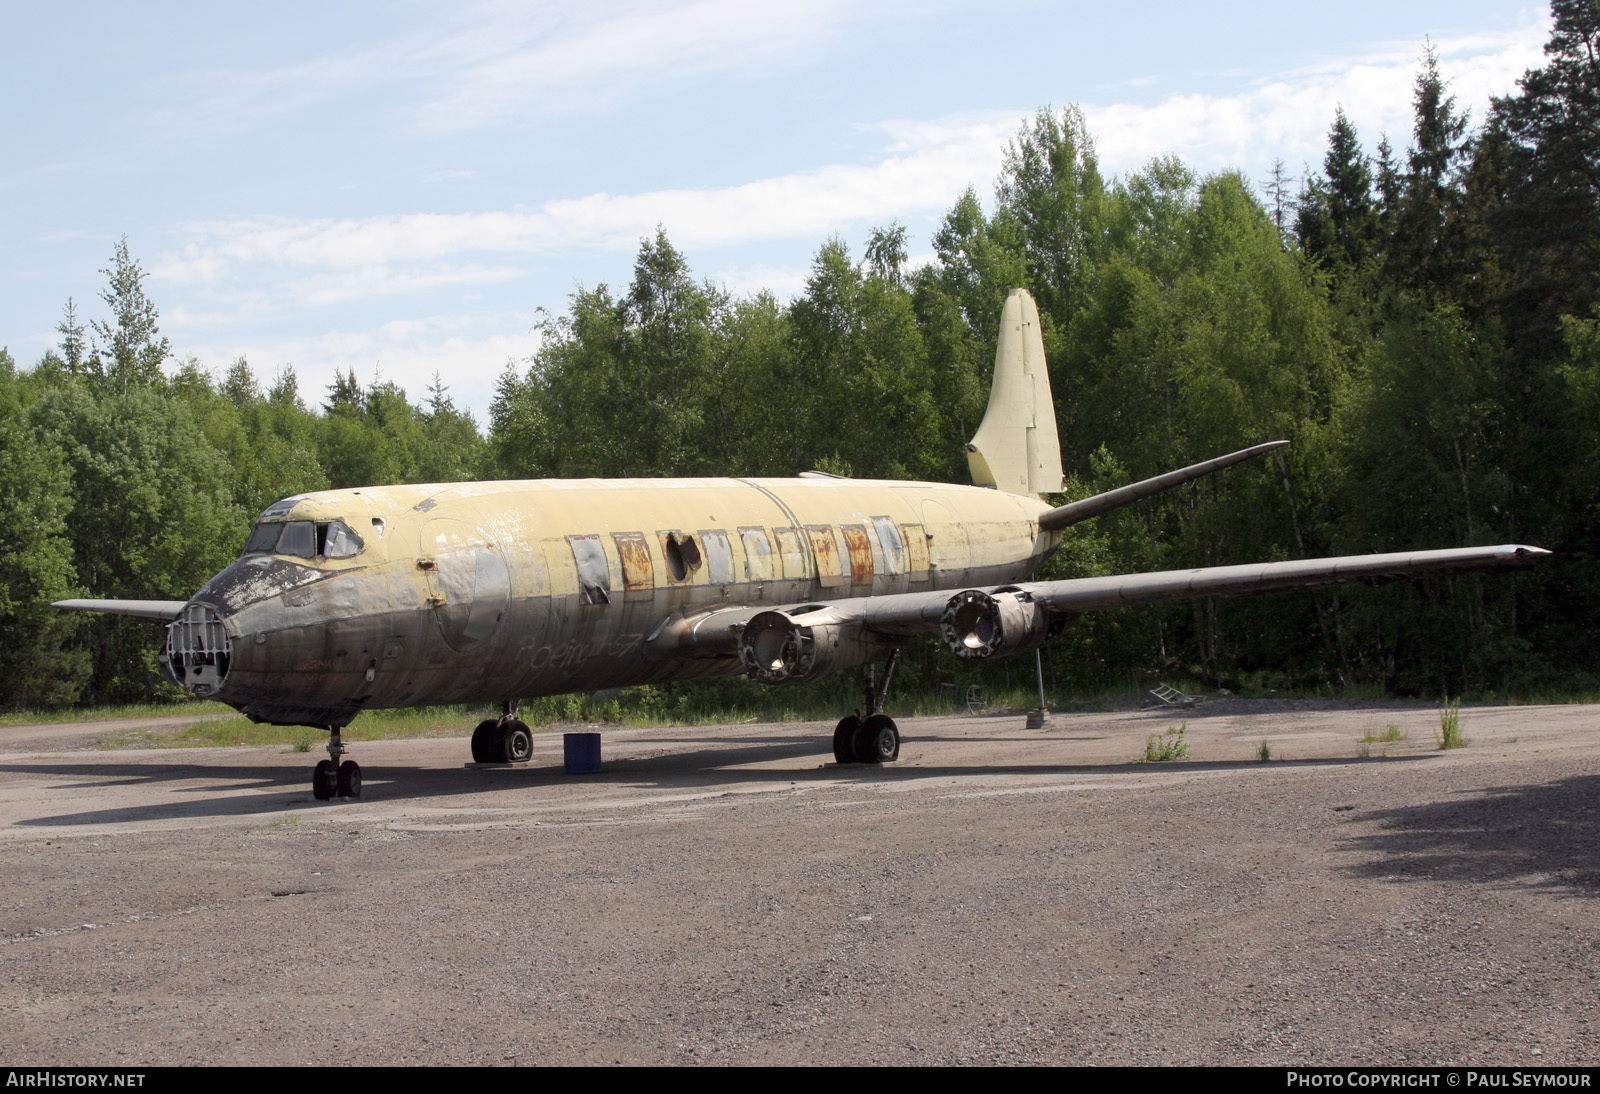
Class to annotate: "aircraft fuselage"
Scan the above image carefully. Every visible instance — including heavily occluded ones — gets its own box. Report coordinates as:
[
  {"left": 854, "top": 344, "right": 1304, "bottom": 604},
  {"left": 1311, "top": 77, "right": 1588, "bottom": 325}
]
[{"left": 164, "top": 476, "right": 1058, "bottom": 727}]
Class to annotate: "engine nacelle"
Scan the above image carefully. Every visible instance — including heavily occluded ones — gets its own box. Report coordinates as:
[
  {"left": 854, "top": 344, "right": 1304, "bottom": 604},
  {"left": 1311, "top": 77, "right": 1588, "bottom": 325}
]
[
  {"left": 939, "top": 588, "right": 1066, "bottom": 659},
  {"left": 738, "top": 608, "right": 893, "bottom": 685}
]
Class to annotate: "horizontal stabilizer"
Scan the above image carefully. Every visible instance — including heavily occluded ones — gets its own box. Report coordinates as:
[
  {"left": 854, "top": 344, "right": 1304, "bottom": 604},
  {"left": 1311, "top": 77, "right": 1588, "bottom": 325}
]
[
  {"left": 52, "top": 599, "right": 188, "bottom": 620},
  {"left": 1039, "top": 440, "right": 1290, "bottom": 532}
]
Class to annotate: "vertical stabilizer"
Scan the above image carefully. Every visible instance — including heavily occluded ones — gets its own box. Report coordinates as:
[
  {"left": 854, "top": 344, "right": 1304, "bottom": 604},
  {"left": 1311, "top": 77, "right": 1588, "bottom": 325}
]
[{"left": 966, "top": 288, "right": 1064, "bottom": 496}]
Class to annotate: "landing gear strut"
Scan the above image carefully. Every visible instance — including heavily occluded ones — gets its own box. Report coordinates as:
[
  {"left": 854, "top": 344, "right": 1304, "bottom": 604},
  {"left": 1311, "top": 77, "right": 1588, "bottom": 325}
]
[
  {"left": 312, "top": 726, "right": 361, "bottom": 800},
  {"left": 832, "top": 652, "right": 901, "bottom": 764},
  {"left": 471, "top": 701, "right": 533, "bottom": 764}
]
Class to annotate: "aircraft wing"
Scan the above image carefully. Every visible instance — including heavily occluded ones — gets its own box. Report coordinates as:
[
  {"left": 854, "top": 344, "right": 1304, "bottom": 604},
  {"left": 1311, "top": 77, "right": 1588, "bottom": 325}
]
[
  {"left": 51, "top": 599, "right": 188, "bottom": 620},
  {"left": 649, "top": 544, "right": 1550, "bottom": 669}
]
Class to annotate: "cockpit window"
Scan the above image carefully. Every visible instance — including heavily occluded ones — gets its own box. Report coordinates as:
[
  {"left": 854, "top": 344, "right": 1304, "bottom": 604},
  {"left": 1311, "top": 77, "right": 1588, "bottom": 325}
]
[
  {"left": 322, "top": 521, "right": 364, "bottom": 559},
  {"left": 243, "top": 522, "right": 282, "bottom": 554},
  {"left": 277, "top": 521, "right": 316, "bottom": 558},
  {"left": 241, "top": 519, "right": 365, "bottom": 560}
]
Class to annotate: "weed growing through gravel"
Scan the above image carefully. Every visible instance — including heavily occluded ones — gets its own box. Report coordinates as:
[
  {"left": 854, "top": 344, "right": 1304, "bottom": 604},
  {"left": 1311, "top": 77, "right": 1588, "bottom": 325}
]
[
  {"left": 1437, "top": 698, "right": 1466, "bottom": 749},
  {"left": 1256, "top": 740, "right": 1272, "bottom": 762},
  {"left": 1360, "top": 724, "right": 1407, "bottom": 743},
  {"left": 1140, "top": 723, "right": 1190, "bottom": 762}
]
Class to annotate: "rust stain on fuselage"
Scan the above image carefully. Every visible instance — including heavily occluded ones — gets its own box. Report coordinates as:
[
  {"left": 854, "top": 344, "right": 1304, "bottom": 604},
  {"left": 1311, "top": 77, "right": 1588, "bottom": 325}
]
[{"left": 184, "top": 477, "right": 1057, "bottom": 727}]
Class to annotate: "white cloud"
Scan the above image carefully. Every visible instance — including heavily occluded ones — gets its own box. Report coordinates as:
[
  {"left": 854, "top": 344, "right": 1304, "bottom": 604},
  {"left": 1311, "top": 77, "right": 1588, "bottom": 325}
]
[
  {"left": 410, "top": 0, "right": 867, "bottom": 133},
  {"left": 153, "top": 0, "right": 878, "bottom": 140},
  {"left": 1084, "top": 22, "right": 1549, "bottom": 179},
  {"left": 154, "top": 111, "right": 1017, "bottom": 295}
]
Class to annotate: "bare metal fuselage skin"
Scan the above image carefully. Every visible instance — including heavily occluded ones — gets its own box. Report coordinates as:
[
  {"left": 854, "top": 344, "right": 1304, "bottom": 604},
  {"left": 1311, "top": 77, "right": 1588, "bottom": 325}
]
[{"left": 176, "top": 477, "right": 1056, "bottom": 728}]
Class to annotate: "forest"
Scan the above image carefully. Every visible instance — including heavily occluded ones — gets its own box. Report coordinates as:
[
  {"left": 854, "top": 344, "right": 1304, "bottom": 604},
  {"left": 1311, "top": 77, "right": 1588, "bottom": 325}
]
[{"left": 3, "top": 2, "right": 1598, "bottom": 712}]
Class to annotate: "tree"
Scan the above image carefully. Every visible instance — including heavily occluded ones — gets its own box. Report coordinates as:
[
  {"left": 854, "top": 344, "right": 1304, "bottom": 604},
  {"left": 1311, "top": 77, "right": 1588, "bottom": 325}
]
[
  {"left": 1491, "top": 0, "right": 1600, "bottom": 353},
  {"left": 28, "top": 384, "right": 246, "bottom": 702},
  {"left": 0, "top": 349, "right": 87, "bottom": 707},
  {"left": 89, "top": 237, "right": 170, "bottom": 391},
  {"left": 56, "top": 299, "right": 86, "bottom": 375},
  {"left": 1389, "top": 45, "right": 1471, "bottom": 293},
  {"left": 1261, "top": 158, "right": 1297, "bottom": 244},
  {"left": 992, "top": 107, "right": 1109, "bottom": 330},
  {"left": 1297, "top": 109, "right": 1379, "bottom": 269}
]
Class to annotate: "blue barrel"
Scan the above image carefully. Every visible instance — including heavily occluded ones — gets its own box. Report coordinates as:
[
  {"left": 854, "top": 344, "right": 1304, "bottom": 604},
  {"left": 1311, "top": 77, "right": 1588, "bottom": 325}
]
[{"left": 564, "top": 732, "right": 602, "bottom": 774}]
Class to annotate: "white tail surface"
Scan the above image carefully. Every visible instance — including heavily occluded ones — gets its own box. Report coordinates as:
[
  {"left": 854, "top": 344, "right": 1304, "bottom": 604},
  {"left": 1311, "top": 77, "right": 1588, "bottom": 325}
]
[{"left": 966, "top": 288, "right": 1064, "bottom": 497}]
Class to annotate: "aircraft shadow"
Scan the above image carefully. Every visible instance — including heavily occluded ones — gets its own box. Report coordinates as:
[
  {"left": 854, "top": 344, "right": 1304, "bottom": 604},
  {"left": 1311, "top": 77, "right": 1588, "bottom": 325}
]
[
  {"left": 2, "top": 744, "right": 1422, "bottom": 829},
  {"left": 1337, "top": 773, "right": 1600, "bottom": 899}
]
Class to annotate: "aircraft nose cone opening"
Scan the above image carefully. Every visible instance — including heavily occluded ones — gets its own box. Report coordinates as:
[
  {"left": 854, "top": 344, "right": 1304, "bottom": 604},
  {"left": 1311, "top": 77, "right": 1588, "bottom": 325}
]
[{"left": 162, "top": 604, "right": 232, "bottom": 696}]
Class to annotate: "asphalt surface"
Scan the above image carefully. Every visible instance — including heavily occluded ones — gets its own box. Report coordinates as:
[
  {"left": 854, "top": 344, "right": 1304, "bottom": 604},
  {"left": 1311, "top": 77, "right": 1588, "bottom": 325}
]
[{"left": 1, "top": 699, "right": 1596, "bottom": 1066}]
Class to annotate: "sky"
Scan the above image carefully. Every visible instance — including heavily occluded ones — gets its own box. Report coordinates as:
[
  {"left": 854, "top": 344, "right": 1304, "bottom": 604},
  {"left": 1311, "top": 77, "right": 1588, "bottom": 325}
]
[{"left": 0, "top": 1, "right": 1555, "bottom": 422}]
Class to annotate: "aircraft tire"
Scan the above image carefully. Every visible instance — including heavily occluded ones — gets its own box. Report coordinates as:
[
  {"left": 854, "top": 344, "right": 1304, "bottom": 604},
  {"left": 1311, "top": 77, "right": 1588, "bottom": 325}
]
[
  {"left": 854, "top": 714, "right": 899, "bottom": 764},
  {"left": 832, "top": 716, "right": 861, "bottom": 763},
  {"left": 471, "top": 719, "right": 498, "bottom": 763},
  {"left": 499, "top": 720, "right": 534, "bottom": 764},
  {"left": 312, "top": 760, "right": 337, "bottom": 801},
  {"left": 336, "top": 760, "right": 362, "bottom": 798}
]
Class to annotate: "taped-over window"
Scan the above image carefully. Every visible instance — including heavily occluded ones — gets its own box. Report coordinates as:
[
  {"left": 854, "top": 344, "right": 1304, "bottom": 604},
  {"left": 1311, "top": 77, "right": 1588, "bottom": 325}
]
[
  {"left": 739, "top": 527, "right": 776, "bottom": 581},
  {"left": 699, "top": 529, "right": 736, "bottom": 585},
  {"left": 774, "top": 527, "right": 807, "bottom": 579},
  {"left": 806, "top": 525, "right": 846, "bottom": 588},
  {"left": 567, "top": 535, "right": 611, "bottom": 605},
  {"left": 842, "top": 525, "right": 873, "bottom": 586},
  {"left": 870, "top": 517, "right": 905, "bottom": 575},
  {"left": 613, "top": 532, "right": 654, "bottom": 601}
]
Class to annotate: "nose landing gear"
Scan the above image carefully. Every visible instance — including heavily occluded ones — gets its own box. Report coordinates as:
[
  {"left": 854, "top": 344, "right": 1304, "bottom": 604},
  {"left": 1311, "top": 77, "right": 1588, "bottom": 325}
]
[
  {"left": 308, "top": 729, "right": 360, "bottom": 799},
  {"left": 311, "top": 726, "right": 361, "bottom": 800}
]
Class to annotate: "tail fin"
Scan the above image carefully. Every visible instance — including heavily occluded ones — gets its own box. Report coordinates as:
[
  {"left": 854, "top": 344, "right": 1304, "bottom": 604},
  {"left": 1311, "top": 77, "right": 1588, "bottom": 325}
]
[{"left": 966, "top": 288, "right": 1063, "bottom": 497}]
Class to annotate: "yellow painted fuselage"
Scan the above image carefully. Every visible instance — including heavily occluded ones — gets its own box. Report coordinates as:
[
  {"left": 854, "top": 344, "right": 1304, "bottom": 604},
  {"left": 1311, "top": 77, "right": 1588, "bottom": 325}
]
[{"left": 182, "top": 477, "right": 1057, "bottom": 727}]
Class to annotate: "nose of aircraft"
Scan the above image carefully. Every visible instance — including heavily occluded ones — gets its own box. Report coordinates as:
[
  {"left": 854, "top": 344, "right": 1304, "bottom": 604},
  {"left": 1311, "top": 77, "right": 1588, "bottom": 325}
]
[{"left": 160, "top": 601, "right": 234, "bottom": 697}]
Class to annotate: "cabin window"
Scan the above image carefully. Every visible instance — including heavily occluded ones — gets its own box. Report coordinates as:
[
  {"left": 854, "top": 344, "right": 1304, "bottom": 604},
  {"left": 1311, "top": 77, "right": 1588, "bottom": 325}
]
[
  {"left": 614, "top": 532, "right": 654, "bottom": 600},
  {"left": 841, "top": 525, "right": 874, "bottom": 586},
  {"left": 658, "top": 531, "right": 701, "bottom": 583},
  {"left": 774, "top": 527, "right": 806, "bottom": 579},
  {"left": 871, "top": 517, "right": 906, "bottom": 575},
  {"left": 700, "top": 530, "right": 736, "bottom": 585},
  {"left": 567, "top": 535, "right": 611, "bottom": 605},
  {"left": 805, "top": 525, "right": 846, "bottom": 588},
  {"left": 740, "top": 527, "right": 776, "bottom": 582}
]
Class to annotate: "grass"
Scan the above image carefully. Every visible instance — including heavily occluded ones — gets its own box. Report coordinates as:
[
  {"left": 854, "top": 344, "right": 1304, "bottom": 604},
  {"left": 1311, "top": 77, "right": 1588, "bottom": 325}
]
[
  {"left": 1359, "top": 724, "right": 1407, "bottom": 744},
  {"left": 1256, "top": 740, "right": 1273, "bottom": 762},
  {"left": 1437, "top": 697, "right": 1466, "bottom": 750},
  {"left": 1139, "top": 722, "right": 1190, "bottom": 762},
  {"left": 0, "top": 699, "right": 235, "bottom": 727}
]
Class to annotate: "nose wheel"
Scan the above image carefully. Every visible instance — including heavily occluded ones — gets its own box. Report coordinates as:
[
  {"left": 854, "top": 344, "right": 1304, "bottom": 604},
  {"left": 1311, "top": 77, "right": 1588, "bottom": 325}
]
[{"left": 311, "top": 727, "right": 361, "bottom": 800}]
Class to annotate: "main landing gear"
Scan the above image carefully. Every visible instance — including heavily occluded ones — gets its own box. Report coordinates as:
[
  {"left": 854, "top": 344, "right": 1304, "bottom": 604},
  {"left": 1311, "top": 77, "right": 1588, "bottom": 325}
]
[
  {"left": 312, "top": 726, "right": 361, "bottom": 801},
  {"left": 832, "top": 652, "right": 902, "bottom": 765},
  {"left": 471, "top": 701, "right": 533, "bottom": 765}
]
